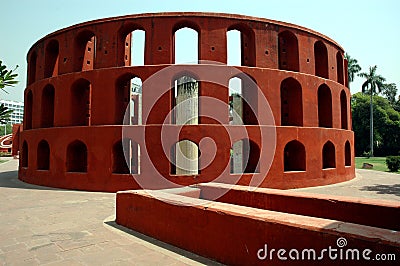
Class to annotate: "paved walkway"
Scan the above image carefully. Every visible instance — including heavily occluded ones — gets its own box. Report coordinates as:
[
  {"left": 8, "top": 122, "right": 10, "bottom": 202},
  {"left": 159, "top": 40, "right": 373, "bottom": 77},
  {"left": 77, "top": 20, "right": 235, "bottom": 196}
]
[
  {"left": 292, "top": 169, "right": 400, "bottom": 201},
  {"left": 0, "top": 159, "right": 221, "bottom": 265},
  {"left": 0, "top": 159, "right": 399, "bottom": 265}
]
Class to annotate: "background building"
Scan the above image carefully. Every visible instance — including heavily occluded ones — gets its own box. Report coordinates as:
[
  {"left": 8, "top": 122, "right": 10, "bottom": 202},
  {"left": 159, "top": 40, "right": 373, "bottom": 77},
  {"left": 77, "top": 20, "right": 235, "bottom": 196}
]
[{"left": 1, "top": 100, "right": 24, "bottom": 125}]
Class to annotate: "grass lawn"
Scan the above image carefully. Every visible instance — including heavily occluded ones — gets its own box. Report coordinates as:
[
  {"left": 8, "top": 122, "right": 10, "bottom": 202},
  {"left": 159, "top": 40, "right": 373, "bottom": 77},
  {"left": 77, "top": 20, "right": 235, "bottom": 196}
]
[{"left": 355, "top": 157, "right": 399, "bottom": 173}]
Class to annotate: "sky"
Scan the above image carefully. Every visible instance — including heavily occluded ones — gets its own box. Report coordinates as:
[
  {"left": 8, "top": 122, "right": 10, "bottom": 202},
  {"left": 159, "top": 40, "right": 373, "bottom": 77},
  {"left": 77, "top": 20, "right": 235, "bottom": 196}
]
[{"left": 1, "top": 0, "right": 399, "bottom": 102}]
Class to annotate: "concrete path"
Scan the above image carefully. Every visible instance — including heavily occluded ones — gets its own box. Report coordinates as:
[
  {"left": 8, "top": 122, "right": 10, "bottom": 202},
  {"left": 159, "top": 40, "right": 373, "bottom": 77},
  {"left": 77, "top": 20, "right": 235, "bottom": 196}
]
[
  {"left": 0, "top": 159, "right": 221, "bottom": 265},
  {"left": 0, "top": 159, "right": 399, "bottom": 265},
  {"left": 292, "top": 169, "right": 400, "bottom": 201}
]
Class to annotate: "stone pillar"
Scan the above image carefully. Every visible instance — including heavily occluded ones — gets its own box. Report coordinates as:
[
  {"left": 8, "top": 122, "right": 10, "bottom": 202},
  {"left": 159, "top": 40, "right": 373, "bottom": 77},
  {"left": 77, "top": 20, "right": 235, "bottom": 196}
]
[
  {"left": 175, "top": 77, "right": 198, "bottom": 125},
  {"left": 232, "top": 140, "right": 243, "bottom": 174},
  {"left": 175, "top": 76, "right": 198, "bottom": 175},
  {"left": 230, "top": 94, "right": 243, "bottom": 173}
]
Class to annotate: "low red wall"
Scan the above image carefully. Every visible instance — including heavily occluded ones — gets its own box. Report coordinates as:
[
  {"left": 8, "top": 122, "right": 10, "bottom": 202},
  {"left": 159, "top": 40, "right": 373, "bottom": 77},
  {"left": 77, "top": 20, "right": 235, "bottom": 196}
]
[
  {"left": 116, "top": 190, "right": 400, "bottom": 265},
  {"left": 196, "top": 183, "right": 400, "bottom": 231}
]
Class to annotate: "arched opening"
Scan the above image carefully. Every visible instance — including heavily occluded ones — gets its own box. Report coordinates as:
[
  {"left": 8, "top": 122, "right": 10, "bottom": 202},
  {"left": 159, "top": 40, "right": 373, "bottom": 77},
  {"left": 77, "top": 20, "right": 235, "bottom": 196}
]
[
  {"left": 284, "top": 140, "right": 306, "bottom": 171},
  {"left": 229, "top": 75, "right": 258, "bottom": 125},
  {"left": 323, "top": 141, "right": 336, "bottom": 169},
  {"left": 41, "top": 84, "right": 55, "bottom": 128},
  {"left": 229, "top": 77, "right": 243, "bottom": 124},
  {"left": 230, "top": 139, "right": 260, "bottom": 173},
  {"left": 25, "top": 90, "right": 33, "bottom": 130},
  {"left": 112, "top": 140, "right": 129, "bottom": 174},
  {"left": 243, "top": 75, "right": 258, "bottom": 125},
  {"left": 278, "top": 31, "right": 299, "bottom": 72},
  {"left": 21, "top": 141, "right": 28, "bottom": 167},
  {"left": 245, "top": 139, "right": 260, "bottom": 173},
  {"left": 280, "top": 77, "right": 303, "bottom": 126},
  {"left": 172, "top": 75, "right": 199, "bottom": 125},
  {"left": 44, "top": 40, "right": 59, "bottom": 78},
  {"left": 66, "top": 140, "right": 87, "bottom": 172},
  {"left": 318, "top": 84, "right": 333, "bottom": 128},
  {"left": 170, "top": 140, "right": 199, "bottom": 175},
  {"left": 227, "top": 29, "right": 241, "bottom": 66},
  {"left": 123, "top": 29, "right": 145, "bottom": 66},
  {"left": 336, "top": 52, "right": 344, "bottom": 85},
  {"left": 345, "top": 141, "right": 351, "bottom": 166},
  {"left": 115, "top": 75, "right": 142, "bottom": 125},
  {"left": 174, "top": 26, "right": 199, "bottom": 64},
  {"left": 130, "top": 77, "right": 142, "bottom": 125},
  {"left": 227, "top": 25, "right": 255, "bottom": 66},
  {"left": 37, "top": 140, "right": 50, "bottom": 170},
  {"left": 71, "top": 79, "right": 91, "bottom": 126},
  {"left": 314, "top": 41, "right": 328, "bottom": 79},
  {"left": 340, "top": 90, "right": 348, "bottom": 129},
  {"left": 28, "top": 52, "right": 37, "bottom": 85},
  {"left": 118, "top": 24, "right": 145, "bottom": 66},
  {"left": 115, "top": 75, "right": 131, "bottom": 125},
  {"left": 120, "top": 138, "right": 140, "bottom": 174},
  {"left": 73, "top": 30, "right": 96, "bottom": 72}
]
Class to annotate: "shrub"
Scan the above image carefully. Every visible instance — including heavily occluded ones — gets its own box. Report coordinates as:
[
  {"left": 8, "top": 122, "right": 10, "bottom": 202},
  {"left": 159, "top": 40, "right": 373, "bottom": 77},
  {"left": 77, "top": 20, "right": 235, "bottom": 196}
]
[
  {"left": 386, "top": 156, "right": 400, "bottom": 172},
  {"left": 0, "top": 151, "right": 11, "bottom": 157}
]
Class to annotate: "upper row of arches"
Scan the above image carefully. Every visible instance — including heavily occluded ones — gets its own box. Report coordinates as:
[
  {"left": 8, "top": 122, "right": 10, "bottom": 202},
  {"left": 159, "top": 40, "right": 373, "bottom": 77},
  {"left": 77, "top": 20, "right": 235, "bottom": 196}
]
[{"left": 28, "top": 20, "right": 346, "bottom": 86}]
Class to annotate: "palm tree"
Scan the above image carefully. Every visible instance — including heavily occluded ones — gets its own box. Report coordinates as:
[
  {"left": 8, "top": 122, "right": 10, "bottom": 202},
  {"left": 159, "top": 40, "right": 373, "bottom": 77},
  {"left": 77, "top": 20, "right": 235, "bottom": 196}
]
[
  {"left": 0, "top": 60, "right": 18, "bottom": 92},
  {"left": 344, "top": 53, "right": 361, "bottom": 88},
  {"left": 0, "top": 103, "right": 13, "bottom": 124},
  {"left": 0, "top": 60, "right": 18, "bottom": 126},
  {"left": 358, "top": 65, "right": 386, "bottom": 156}
]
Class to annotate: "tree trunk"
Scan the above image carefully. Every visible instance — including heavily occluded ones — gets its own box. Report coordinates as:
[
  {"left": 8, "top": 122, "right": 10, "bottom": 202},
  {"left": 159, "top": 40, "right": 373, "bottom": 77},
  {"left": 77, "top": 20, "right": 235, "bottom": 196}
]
[{"left": 370, "top": 89, "right": 374, "bottom": 157}]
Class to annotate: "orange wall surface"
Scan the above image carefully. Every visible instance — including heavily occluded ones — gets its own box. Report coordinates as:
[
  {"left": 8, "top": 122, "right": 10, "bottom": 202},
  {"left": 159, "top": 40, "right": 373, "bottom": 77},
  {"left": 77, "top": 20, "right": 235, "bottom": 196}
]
[
  {"left": 116, "top": 188, "right": 400, "bottom": 265},
  {"left": 20, "top": 13, "right": 355, "bottom": 191}
]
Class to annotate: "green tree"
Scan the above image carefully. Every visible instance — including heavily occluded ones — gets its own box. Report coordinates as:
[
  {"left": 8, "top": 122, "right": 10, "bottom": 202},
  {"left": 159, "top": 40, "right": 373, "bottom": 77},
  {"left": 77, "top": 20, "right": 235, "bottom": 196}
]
[
  {"left": 382, "top": 83, "right": 397, "bottom": 106},
  {"left": 344, "top": 53, "right": 361, "bottom": 87},
  {"left": 0, "top": 60, "right": 18, "bottom": 92},
  {"left": 352, "top": 93, "right": 400, "bottom": 156},
  {"left": 394, "top": 96, "right": 400, "bottom": 113},
  {"left": 0, "top": 105, "right": 13, "bottom": 124},
  {"left": 0, "top": 60, "right": 18, "bottom": 125},
  {"left": 0, "top": 124, "right": 12, "bottom": 135},
  {"left": 358, "top": 65, "right": 386, "bottom": 156}
]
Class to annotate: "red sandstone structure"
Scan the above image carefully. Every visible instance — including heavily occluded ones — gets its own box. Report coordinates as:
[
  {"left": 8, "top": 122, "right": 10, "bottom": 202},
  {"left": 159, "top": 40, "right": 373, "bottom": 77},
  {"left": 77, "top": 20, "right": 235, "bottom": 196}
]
[
  {"left": 21, "top": 13, "right": 399, "bottom": 265},
  {"left": 20, "top": 12, "right": 355, "bottom": 191},
  {"left": 0, "top": 134, "right": 13, "bottom": 153}
]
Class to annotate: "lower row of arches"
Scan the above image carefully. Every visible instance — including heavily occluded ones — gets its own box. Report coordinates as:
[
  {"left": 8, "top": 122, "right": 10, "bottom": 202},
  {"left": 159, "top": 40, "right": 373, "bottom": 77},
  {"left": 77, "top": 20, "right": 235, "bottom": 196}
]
[
  {"left": 284, "top": 140, "right": 352, "bottom": 171},
  {"left": 21, "top": 139, "right": 352, "bottom": 175}
]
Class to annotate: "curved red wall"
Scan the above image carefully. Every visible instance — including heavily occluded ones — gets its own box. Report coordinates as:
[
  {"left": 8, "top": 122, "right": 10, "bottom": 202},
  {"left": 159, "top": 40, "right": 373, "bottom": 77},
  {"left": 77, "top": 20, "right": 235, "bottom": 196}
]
[{"left": 20, "top": 12, "right": 355, "bottom": 192}]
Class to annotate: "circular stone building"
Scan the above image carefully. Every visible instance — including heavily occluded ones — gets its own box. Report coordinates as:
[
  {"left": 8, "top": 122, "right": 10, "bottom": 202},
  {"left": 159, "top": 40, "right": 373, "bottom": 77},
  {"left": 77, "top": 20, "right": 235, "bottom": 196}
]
[{"left": 20, "top": 12, "right": 355, "bottom": 192}]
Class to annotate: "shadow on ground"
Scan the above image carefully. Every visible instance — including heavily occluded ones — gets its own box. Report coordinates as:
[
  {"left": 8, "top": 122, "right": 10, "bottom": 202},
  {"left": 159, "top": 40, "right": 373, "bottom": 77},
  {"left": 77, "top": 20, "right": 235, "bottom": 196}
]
[
  {"left": 104, "top": 220, "right": 223, "bottom": 266},
  {"left": 360, "top": 184, "right": 400, "bottom": 197},
  {"left": 0, "top": 170, "right": 64, "bottom": 191}
]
